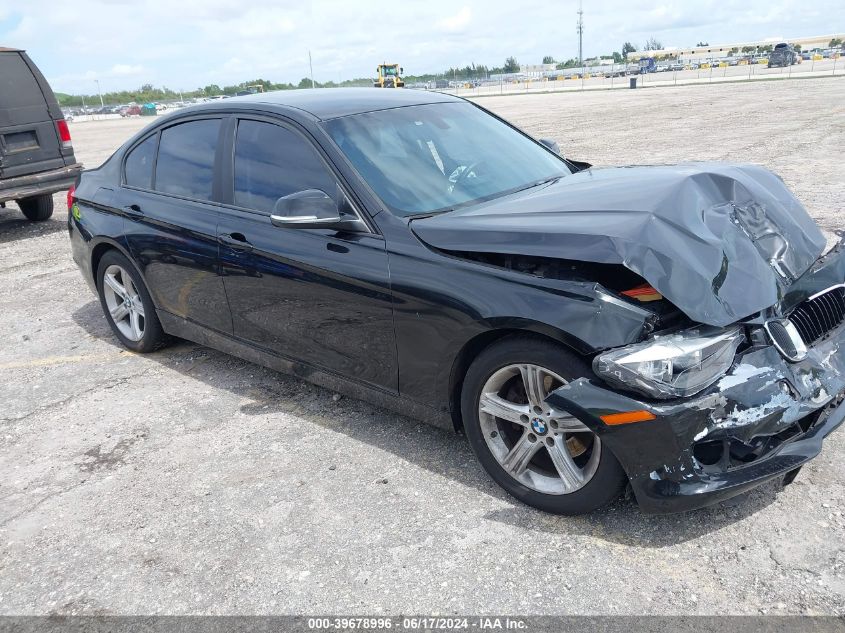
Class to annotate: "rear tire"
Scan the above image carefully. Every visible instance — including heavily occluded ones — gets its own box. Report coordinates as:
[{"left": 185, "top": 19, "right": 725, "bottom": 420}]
[
  {"left": 461, "top": 335, "right": 627, "bottom": 515},
  {"left": 18, "top": 194, "right": 54, "bottom": 221},
  {"left": 96, "top": 250, "right": 169, "bottom": 353}
]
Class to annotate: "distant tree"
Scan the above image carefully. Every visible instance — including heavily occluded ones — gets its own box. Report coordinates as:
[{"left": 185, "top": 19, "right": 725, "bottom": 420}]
[
  {"left": 297, "top": 77, "right": 314, "bottom": 89},
  {"left": 555, "top": 58, "right": 579, "bottom": 69},
  {"left": 696, "top": 41, "right": 709, "bottom": 47},
  {"left": 503, "top": 56, "right": 520, "bottom": 73},
  {"left": 612, "top": 51, "right": 623, "bottom": 63},
  {"left": 203, "top": 84, "right": 222, "bottom": 96},
  {"left": 830, "top": 37, "right": 843, "bottom": 47},
  {"left": 759, "top": 44, "right": 773, "bottom": 53},
  {"left": 542, "top": 55, "right": 556, "bottom": 64},
  {"left": 794, "top": 44, "right": 802, "bottom": 52},
  {"left": 622, "top": 42, "right": 637, "bottom": 59},
  {"left": 741, "top": 46, "right": 756, "bottom": 53},
  {"left": 728, "top": 47, "right": 738, "bottom": 56},
  {"left": 644, "top": 37, "right": 663, "bottom": 51}
]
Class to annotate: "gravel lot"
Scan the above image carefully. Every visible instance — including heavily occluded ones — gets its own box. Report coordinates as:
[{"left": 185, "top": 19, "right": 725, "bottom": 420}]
[{"left": 1, "top": 77, "right": 843, "bottom": 616}]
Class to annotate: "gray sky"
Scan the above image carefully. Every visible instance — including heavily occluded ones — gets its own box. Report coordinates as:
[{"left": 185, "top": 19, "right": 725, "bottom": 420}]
[{"left": 1, "top": 0, "right": 842, "bottom": 93}]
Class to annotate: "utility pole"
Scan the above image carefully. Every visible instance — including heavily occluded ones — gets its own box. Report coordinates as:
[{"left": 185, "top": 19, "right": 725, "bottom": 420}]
[
  {"left": 308, "top": 50, "right": 315, "bottom": 89},
  {"left": 577, "top": 1, "right": 584, "bottom": 67}
]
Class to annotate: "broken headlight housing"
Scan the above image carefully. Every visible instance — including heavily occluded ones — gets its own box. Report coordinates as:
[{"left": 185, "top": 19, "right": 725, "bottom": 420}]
[{"left": 594, "top": 326, "right": 744, "bottom": 399}]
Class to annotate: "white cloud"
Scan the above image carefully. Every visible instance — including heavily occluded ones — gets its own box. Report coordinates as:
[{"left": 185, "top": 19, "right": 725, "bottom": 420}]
[
  {"left": 437, "top": 6, "right": 472, "bottom": 32},
  {"left": 110, "top": 64, "right": 144, "bottom": 77},
  {"left": 0, "top": 0, "right": 841, "bottom": 93}
]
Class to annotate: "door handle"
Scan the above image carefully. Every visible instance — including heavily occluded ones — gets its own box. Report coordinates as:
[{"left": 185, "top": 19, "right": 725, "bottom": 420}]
[
  {"left": 123, "top": 204, "right": 144, "bottom": 219},
  {"left": 219, "top": 232, "right": 254, "bottom": 252}
]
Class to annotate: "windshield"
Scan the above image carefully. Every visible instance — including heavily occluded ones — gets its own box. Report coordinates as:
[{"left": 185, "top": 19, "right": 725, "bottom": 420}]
[
  {"left": 323, "top": 102, "right": 571, "bottom": 216},
  {"left": 382, "top": 66, "right": 398, "bottom": 76}
]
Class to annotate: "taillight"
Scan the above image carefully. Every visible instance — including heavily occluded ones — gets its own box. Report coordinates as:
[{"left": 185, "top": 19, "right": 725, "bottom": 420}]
[
  {"left": 67, "top": 184, "right": 76, "bottom": 212},
  {"left": 56, "top": 119, "right": 73, "bottom": 150}
]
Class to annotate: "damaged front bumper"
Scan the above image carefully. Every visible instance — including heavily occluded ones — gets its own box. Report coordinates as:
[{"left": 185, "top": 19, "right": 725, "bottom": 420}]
[
  {"left": 546, "top": 237, "right": 845, "bottom": 514},
  {"left": 547, "top": 332, "right": 845, "bottom": 513}
]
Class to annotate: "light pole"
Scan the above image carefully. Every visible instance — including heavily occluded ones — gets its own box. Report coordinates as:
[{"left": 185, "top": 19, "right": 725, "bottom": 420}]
[
  {"left": 576, "top": 1, "right": 584, "bottom": 67},
  {"left": 308, "top": 50, "right": 315, "bottom": 89},
  {"left": 95, "top": 79, "right": 104, "bottom": 108}
]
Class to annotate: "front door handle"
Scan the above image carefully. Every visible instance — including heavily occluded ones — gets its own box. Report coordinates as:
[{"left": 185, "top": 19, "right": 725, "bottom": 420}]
[
  {"left": 219, "top": 232, "right": 254, "bottom": 252},
  {"left": 123, "top": 204, "right": 144, "bottom": 219}
]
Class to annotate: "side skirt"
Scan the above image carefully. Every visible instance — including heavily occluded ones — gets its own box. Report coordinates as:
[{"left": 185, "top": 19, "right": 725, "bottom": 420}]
[{"left": 157, "top": 311, "right": 453, "bottom": 432}]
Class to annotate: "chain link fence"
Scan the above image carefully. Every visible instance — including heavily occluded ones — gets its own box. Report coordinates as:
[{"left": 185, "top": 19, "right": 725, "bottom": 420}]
[{"left": 425, "top": 55, "right": 844, "bottom": 97}]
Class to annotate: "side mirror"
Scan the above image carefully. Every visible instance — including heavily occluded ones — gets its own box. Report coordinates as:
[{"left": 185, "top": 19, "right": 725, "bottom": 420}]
[
  {"left": 400, "top": 67, "right": 404, "bottom": 73},
  {"left": 539, "top": 138, "right": 561, "bottom": 155},
  {"left": 270, "top": 189, "right": 363, "bottom": 231}
]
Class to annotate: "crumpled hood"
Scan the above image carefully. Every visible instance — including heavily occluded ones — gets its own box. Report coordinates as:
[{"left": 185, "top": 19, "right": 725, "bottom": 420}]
[{"left": 410, "top": 163, "right": 827, "bottom": 327}]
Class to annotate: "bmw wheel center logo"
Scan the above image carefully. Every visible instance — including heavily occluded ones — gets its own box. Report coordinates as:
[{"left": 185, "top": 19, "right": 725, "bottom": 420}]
[{"left": 531, "top": 417, "right": 548, "bottom": 435}]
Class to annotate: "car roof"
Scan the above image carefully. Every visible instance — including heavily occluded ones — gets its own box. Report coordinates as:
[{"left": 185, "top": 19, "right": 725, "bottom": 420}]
[
  {"left": 196, "top": 87, "right": 462, "bottom": 120},
  {"left": 0, "top": 47, "right": 23, "bottom": 52}
]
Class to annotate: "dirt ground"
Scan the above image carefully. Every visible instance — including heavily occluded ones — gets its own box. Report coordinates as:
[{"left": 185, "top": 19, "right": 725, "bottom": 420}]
[{"left": 1, "top": 77, "right": 843, "bottom": 616}]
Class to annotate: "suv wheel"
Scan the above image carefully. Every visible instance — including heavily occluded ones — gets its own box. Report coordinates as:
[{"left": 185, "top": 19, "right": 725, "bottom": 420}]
[
  {"left": 18, "top": 194, "right": 54, "bottom": 221},
  {"left": 461, "top": 335, "right": 627, "bottom": 515},
  {"left": 96, "top": 251, "right": 169, "bottom": 353}
]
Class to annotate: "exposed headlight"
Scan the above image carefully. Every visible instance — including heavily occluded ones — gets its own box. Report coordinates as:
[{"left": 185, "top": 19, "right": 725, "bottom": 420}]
[{"left": 593, "top": 326, "right": 744, "bottom": 399}]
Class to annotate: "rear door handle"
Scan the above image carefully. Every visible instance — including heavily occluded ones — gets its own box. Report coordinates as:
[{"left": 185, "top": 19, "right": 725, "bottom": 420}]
[
  {"left": 123, "top": 204, "right": 144, "bottom": 219},
  {"left": 219, "top": 232, "right": 254, "bottom": 252}
]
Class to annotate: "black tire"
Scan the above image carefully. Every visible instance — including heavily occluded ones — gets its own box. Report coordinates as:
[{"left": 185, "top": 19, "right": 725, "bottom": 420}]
[
  {"left": 461, "top": 335, "right": 627, "bottom": 515},
  {"left": 96, "top": 250, "right": 169, "bottom": 353},
  {"left": 18, "top": 194, "right": 54, "bottom": 221}
]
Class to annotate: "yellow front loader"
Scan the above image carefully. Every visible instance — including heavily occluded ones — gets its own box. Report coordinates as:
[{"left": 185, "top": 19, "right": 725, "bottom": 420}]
[{"left": 374, "top": 63, "right": 405, "bottom": 88}]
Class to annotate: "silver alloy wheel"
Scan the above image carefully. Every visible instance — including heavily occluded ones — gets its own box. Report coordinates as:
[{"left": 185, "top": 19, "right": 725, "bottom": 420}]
[
  {"left": 478, "top": 364, "right": 601, "bottom": 495},
  {"left": 102, "top": 264, "right": 145, "bottom": 342}
]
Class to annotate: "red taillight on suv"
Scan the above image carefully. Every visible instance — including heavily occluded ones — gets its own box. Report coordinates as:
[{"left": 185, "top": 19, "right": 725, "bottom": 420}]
[
  {"left": 56, "top": 119, "right": 73, "bottom": 150},
  {"left": 67, "top": 184, "right": 76, "bottom": 212}
]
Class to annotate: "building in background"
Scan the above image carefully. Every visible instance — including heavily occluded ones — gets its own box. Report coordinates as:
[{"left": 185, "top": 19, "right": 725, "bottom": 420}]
[{"left": 628, "top": 33, "right": 844, "bottom": 63}]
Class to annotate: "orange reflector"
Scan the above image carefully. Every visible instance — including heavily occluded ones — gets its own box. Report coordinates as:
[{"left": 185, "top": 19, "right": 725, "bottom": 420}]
[
  {"left": 600, "top": 410, "right": 657, "bottom": 425},
  {"left": 621, "top": 284, "right": 663, "bottom": 302}
]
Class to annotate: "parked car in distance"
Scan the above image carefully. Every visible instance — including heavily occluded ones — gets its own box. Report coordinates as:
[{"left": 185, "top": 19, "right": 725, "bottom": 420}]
[
  {"left": 120, "top": 105, "right": 141, "bottom": 117},
  {"left": 68, "top": 89, "right": 845, "bottom": 515},
  {"left": 768, "top": 43, "right": 797, "bottom": 67},
  {"left": 0, "top": 46, "right": 82, "bottom": 221}
]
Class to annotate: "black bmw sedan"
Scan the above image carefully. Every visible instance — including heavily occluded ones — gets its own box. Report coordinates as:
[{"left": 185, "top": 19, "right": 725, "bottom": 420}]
[{"left": 68, "top": 88, "right": 845, "bottom": 515}]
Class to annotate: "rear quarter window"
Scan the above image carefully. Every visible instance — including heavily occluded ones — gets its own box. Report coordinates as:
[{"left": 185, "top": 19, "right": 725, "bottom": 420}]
[
  {"left": 124, "top": 135, "right": 157, "bottom": 189},
  {"left": 0, "top": 53, "right": 45, "bottom": 110}
]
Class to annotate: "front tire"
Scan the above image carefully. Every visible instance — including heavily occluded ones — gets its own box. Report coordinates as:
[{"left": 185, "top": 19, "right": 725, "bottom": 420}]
[
  {"left": 461, "top": 335, "right": 627, "bottom": 515},
  {"left": 18, "top": 194, "right": 54, "bottom": 221},
  {"left": 96, "top": 251, "right": 169, "bottom": 353}
]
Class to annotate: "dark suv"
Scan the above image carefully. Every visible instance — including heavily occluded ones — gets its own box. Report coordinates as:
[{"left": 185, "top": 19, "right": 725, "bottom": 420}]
[
  {"left": 0, "top": 47, "right": 82, "bottom": 221},
  {"left": 768, "top": 43, "right": 797, "bottom": 68}
]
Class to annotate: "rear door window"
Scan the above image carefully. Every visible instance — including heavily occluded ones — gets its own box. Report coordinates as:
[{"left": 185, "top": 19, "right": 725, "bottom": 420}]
[
  {"left": 0, "top": 53, "right": 44, "bottom": 110},
  {"left": 154, "top": 119, "right": 221, "bottom": 201},
  {"left": 233, "top": 119, "right": 336, "bottom": 213},
  {"left": 124, "top": 135, "right": 157, "bottom": 189}
]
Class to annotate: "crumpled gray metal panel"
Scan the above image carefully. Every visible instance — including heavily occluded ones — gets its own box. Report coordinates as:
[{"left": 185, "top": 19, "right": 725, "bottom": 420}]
[{"left": 410, "top": 163, "right": 827, "bottom": 326}]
